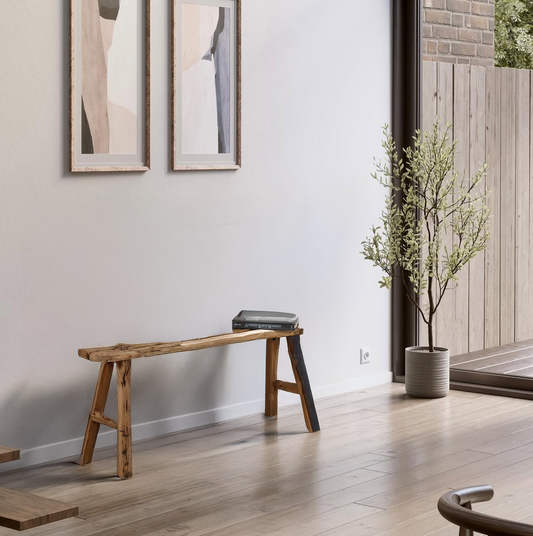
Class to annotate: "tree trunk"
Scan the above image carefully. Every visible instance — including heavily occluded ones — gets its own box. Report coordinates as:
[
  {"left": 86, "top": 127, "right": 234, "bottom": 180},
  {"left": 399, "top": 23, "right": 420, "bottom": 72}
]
[{"left": 427, "top": 275, "right": 435, "bottom": 352}]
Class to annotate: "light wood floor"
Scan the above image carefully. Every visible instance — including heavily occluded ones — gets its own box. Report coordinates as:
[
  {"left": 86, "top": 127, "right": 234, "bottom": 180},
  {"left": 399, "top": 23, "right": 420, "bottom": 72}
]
[
  {"left": 451, "top": 339, "right": 533, "bottom": 377},
  {"left": 2, "top": 383, "right": 533, "bottom": 535}
]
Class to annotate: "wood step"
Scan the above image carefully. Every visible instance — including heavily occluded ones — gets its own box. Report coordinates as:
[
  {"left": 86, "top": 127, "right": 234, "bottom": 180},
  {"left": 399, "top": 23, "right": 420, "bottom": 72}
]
[
  {"left": 0, "top": 487, "right": 79, "bottom": 531},
  {"left": 0, "top": 447, "right": 20, "bottom": 465}
]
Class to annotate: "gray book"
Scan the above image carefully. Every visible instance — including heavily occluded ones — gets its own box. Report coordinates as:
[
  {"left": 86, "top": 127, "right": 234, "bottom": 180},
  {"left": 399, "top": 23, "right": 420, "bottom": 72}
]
[{"left": 232, "top": 310, "right": 299, "bottom": 331}]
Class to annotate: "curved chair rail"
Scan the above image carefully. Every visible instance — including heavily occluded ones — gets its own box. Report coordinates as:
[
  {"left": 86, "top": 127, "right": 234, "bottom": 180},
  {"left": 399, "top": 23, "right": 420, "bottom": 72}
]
[{"left": 438, "top": 486, "right": 533, "bottom": 536}]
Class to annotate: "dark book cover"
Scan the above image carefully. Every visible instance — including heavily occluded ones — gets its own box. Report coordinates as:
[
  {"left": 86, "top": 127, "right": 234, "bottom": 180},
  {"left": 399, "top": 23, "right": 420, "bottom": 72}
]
[{"left": 232, "top": 310, "right": 299, "bottom": 331}]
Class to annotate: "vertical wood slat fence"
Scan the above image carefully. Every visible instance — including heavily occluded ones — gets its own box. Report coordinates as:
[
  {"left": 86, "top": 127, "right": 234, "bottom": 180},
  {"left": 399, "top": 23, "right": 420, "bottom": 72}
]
[{"left": 421, "top": 61, "right": 533, "bottom": 356}]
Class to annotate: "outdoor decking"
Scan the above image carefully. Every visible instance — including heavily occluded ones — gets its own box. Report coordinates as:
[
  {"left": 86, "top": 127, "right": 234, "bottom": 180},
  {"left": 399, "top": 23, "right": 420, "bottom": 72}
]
[{"left": 451, "top": 339, "right": 533, "bottom": 377}]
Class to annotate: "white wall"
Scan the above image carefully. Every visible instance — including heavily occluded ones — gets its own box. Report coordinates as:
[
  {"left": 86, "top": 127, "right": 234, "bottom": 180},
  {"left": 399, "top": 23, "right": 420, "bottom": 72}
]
[{"left": 0, "top": 0, "right": 392, "bottom": 468}]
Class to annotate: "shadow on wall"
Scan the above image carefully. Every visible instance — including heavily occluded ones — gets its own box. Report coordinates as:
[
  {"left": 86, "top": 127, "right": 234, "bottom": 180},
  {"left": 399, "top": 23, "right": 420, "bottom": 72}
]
[{"left": 1, "top": 346, "right": 232, "bottom": 456}]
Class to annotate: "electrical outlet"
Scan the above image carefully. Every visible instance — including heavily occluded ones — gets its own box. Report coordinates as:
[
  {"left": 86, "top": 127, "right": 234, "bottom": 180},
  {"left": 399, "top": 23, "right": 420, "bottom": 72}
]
[{"left": 360, "top": 347, "right": 370, "bottom": 365}]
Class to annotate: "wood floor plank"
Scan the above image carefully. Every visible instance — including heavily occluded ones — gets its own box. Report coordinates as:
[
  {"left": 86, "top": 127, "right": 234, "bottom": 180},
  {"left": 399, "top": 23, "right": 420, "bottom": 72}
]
[
  {"left": 1, "top": 385, "right": 533, "bottom": 536},
  {"left": 369, "top": 409, "right": 533, "bottom": 467},
  {"left": 478, "top": 355, "right": 533, "bottom": 374},
  {"left": 17, "top": 393, "right": 526, "bottom": 507},
  {"left": 323, "top": 488, "right": 454, "bottom": 536},
  {"left": 511, "top": 366, "right": 533, "bottom": 377},
  {"left": 369, "top": 398, "right": 533, "bottom": 458},
  {"left": 450, "top": 424, "right": 533, "bottom": 455},
  {"left": 66, "top": 470, "right": 384, "bottom": 536},
  {"left": 357, "top": 442, "right": 533, "bottom": 510},
  {"left": 197, "top": 501, "right": 336, "bottom": 536},
  {"left": 247, "top": 503, "right": 380, "bottom": 536},
  {"left": 40, "top": 396, "right": 485, "bottom": 502},
  {"left": 450, "top": 339, "right": 533, "bottom": 366},
  {"left": 154, "top": 503, "right": 380, "bottom": 536},
  {"left": 451, "top": 347, "right": 533, "bottom": 370}
]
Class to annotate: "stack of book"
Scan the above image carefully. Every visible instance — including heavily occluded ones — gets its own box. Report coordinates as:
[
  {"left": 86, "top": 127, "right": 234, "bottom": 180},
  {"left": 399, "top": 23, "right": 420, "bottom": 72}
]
[{"left": 232, "top": 310, "right": 299, "bottom": 331}]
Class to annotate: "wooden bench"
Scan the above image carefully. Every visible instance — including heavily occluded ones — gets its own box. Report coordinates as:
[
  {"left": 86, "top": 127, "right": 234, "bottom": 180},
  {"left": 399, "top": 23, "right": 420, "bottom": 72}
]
[
  {"left": 78, "top": 328, "right": 320, "bottom": 480},
  {"left": 0, "top": 446, "right": 79, "bottom": 531}
]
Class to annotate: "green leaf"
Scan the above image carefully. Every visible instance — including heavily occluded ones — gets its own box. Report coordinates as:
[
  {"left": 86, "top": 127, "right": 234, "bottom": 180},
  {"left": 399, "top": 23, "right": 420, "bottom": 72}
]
[{"left": 360, "top": 120, "right": 491, "bottom": 328}]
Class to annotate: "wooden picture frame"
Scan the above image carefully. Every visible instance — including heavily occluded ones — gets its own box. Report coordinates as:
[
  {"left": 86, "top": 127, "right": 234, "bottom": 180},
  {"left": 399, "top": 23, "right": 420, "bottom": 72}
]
[
  {"left": 70, "top": 0, "right": 150, "bottom": 173},
  {"left": 172, "top": 0, "right": 241, "bottom": 171}
]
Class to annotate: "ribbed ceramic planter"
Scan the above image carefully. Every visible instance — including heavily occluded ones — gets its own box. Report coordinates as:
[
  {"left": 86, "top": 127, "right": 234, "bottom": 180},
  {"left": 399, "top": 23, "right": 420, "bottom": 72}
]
[{"left": 405, "top": 346, "right": 450, "bottom": 398}]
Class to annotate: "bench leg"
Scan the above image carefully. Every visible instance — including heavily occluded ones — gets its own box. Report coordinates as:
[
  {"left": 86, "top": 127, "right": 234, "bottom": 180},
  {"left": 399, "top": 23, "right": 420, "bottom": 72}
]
[
  {"left": 80, "top": 362, "right": 114, "bottom": 465},
  {"left": 287, "top": 335, "right": 320, "bottom": 433},
  {"left": 116, "top": 360, "right": 133, "bottom": 480},
  {"left": 265, "top": 338, "right": 280, "bottom": 416}
]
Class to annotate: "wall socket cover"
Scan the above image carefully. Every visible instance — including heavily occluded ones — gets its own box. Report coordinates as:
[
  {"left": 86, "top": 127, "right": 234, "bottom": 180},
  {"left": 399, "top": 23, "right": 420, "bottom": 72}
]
[{"left": 360, "top": 347, "right": 370, "bottom": 364}]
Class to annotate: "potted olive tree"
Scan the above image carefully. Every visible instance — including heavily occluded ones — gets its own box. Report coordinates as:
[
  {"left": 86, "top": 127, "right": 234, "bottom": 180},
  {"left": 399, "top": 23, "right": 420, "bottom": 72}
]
[{"left": 362, "top": 121, "right": 490, "bottom": 398}]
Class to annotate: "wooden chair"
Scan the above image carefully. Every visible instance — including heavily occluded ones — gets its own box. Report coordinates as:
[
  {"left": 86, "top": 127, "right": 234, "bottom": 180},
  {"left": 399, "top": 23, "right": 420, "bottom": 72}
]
[{"left": 438, "top": 486, "right": 533, "bottom": 536}]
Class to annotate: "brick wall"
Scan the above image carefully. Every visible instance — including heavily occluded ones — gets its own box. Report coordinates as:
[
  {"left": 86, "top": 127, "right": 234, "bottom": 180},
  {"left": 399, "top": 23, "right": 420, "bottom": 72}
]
[{"left": 424, "top": 0, "right": 495, "bottom": 65}]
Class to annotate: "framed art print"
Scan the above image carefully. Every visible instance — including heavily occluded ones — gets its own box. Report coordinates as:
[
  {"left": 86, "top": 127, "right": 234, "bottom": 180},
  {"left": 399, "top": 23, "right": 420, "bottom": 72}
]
[
  {"left": 173, "top": 0, "right": 241, "bottom": 170},
  {"left": 70, "top": 0, "right": 150, "bottom": 172}
]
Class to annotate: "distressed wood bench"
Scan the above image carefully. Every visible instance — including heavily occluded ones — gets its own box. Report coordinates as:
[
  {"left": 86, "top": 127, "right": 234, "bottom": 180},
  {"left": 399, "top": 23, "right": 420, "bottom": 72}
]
[{"left": 78, "top": 328, "right": 320, "bottom": 479}]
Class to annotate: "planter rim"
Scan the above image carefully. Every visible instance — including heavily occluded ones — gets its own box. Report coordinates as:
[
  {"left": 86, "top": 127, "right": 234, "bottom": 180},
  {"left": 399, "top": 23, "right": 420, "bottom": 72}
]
[{"left": 405, "top": 346, "right": 449, "bottom": 354}]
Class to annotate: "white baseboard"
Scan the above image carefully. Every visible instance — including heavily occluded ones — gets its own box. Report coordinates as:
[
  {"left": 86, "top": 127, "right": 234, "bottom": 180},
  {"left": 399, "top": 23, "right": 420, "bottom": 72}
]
[
  {"left": 0, "top": 372, "right": 392, "bottom": 473},
  {"left": 310, "top": 371, "right": 394, "bottom": 399}
]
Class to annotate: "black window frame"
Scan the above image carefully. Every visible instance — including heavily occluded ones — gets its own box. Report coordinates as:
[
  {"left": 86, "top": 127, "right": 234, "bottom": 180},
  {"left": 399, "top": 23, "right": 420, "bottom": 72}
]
[{"left": 391, "top": 0, "right": 423, "bottom": 380}]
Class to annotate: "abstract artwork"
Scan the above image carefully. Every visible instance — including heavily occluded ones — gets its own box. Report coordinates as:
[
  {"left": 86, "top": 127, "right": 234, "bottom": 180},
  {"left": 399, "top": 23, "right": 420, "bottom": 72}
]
[
  {"left": 173, "top": 0, "right": 241, "bottom": 170},
  {"left": 71, "top": 0, "right": 150, "bottom": 172}
]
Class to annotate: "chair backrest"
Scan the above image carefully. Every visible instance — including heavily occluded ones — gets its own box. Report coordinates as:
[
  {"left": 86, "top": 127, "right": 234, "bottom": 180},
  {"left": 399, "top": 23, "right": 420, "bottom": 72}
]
[{"left": 438, "top": 486, "right": 533, "bottom": 536}]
